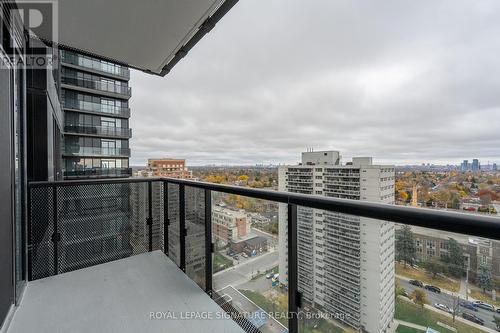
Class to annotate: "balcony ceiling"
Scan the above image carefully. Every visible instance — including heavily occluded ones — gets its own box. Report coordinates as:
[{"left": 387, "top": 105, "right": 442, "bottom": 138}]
[{"left": 26, "top": 0, "right": 235, "bottom": 75}]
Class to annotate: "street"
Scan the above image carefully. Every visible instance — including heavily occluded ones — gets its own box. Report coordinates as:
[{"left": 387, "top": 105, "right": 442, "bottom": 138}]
[
  {"left": 399, "top": 279, "right": 498, "bottom": 331},
  {"left": 214, "top": 250, "right": 279, "bottom": 289}
]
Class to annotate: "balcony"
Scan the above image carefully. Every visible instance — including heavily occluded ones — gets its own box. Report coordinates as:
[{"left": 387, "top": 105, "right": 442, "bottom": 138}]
[
  {"left": 63, "top": 146, "right": 131, "bottom": 157},
  {"left": 18, "top": 177, "right": 500, "bottom": 333},
  {"left": 8, "top": 251, "right": 244, "bottom": 333},
  {"left": 62, "top": 98, "right": 130, "bottom": 118},
  {"left": 61, "top": 50, "right": 131, "bottom": 80},
  {"left": 61, "top": 76, "right": 132, "bottom": 99},
  {"left": 63, "top": 168, "right": 132, "bottom": 179},
  {"left": 64, "top": 124, "right": 132, "bottom": 138}
]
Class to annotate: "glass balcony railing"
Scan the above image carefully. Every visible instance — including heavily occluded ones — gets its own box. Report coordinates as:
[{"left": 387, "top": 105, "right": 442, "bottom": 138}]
[
  {"left": 62, "top": 98, "right": 130, "bottom": 118},
  {"left": 63, "top": 146, "right": 131, "bottom": 157},
  {"left": 26, "top": 178, "right": 500, "bottom": 333},
  {"left": 64, "top": 124, "right": 132, "bottom": 138},
  {"left": 61, "top": 76, "right": 131, "bottom": 97},
  {"left": 60, "top": 50, "right": 130, "bottom": 79},
  {"left": 63, "top": 167, "right": 132, "bottom": 179}
]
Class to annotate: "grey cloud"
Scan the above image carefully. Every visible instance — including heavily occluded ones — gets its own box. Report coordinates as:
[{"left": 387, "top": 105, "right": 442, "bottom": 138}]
[{"left": 129, "top": 0, "right": 500, "bottom": 166}]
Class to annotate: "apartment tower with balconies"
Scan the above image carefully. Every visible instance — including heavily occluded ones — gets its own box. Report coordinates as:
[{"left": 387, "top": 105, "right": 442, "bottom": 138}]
[
  {"left": 278, "top": 151, "right": 396, "bottom": 333},
  {"left": 60, "top": 50, "right": 132, "bottom": 179}
]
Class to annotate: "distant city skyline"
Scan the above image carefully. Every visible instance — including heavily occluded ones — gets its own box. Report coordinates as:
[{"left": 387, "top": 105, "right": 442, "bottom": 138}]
[{"left": 129, "top": 156, "right": 500, "bottom": 167}]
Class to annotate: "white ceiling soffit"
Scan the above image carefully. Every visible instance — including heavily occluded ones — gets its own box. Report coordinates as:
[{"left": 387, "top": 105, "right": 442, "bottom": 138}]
[{"left": 27, "top": 0, "right": 237, "bottom": 75}]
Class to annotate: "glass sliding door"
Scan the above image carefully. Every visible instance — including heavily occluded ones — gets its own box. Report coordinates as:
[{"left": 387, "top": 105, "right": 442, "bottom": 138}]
[{"left": 101, "top": 139, "right": 116, "bottom": 156}]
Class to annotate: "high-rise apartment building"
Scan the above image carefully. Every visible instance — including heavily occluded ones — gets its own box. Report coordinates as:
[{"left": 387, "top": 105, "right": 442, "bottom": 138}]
[
  {"left": 147, "top": 158, "right": 192, "bottom": 178},
  {"left": 278, "top": 151, "right": 395, "bottom": 332},
  {"left": 60, "top": 50, "right": 132, "bottom": 179}
]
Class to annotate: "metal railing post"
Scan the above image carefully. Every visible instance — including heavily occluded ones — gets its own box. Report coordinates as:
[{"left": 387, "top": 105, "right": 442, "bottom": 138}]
[
  {"left": 52, "top": 184, "right": 59, "bottom": 275},
  {"left": 27, "top": 185, "right": 32, "bottom": 281},
  {"left": 205, "top": 189, "right": 212, "bottom": 295},
  {"left": 288, "top": 203, "right": 299, "bottom": 333},
  {"left": 147, "top": 181, "right": 153, "bottom": 252},
  {"left": 164, "top": 181, "right": 169, "bottom": 256},
  {"left": 179, "top": 184, "right": 186, "bottom": 271}
]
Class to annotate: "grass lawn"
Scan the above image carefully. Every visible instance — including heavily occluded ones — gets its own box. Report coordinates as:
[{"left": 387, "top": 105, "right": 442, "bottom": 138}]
[
  {"left": 239, "top": 289, "right": 288, "bottom": 327},
  {"left": 299, "top": 317, "right": 344, "bottom": 333},
  {"left": 395, "top": 262, "right": 460, "bottom": 292},
  {"left": 396, "top": 325, "right": 424, "bottom": 333},
  {"left": 240, "top": 289, "right": 345, "bottom": 333},
  {"left": 470, "top": 289, "right": 500, "bottom": 308},
  {"left": 395, "top": 297, "right": 486, "bottom": 333},
  {"left": 213, "top": 253, "right": 233, "bottom": 273}
]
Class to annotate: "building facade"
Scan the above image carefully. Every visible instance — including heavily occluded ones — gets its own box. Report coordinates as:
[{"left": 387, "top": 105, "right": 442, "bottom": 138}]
[
  {"left": 412, "top": 227, "right": 500, "bottom": 282},
  {"left": 212, "top": 206, "right": 250, "bottom": 247},
  {"left": 147, "top": 158, "right": 192, "bottom": 178},
  {"left": 278, "top": 151, "right": 395, "bottom": 332},
  {"left": 60, "top": 49, "right": 132, "bottom": 179}
]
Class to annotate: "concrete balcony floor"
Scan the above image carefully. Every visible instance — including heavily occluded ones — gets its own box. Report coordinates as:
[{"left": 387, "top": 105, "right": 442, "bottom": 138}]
[{"left": 7, "top": 251, "right": 244, "bottom": 333}]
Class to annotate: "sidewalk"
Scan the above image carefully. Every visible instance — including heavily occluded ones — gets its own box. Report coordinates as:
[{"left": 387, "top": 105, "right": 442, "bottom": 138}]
[
  {"left": 393, "top": 319, "right": 427, "bottom": 332},
  {"left": 398, "top": 296, "right": 499, "bottom": 333},
  {"left": 396, "top": 274, "right": 480, "bottom": 303}
]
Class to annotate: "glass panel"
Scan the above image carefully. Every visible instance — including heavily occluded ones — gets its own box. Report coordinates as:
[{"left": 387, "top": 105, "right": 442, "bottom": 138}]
[
  {"left": 293, "top": 208, "right": 500, "bottom": 333},
  {"left": 212, "top": 192, "right": 286, "bottom": 332},
  {"left": 151, "top": 181, "right": 164, "bottom": 252},
  {"left": 295, "top": 210, "right": 394, "bottom": 333},
  {"left": 393, "top": 226, "right": 500, "bottom": 333},
  {"left": 167, "top": 183, "right": 181, "bottom": 266},
  {"left": 185, "top": 186, "right": 206, "bottom": 290}
]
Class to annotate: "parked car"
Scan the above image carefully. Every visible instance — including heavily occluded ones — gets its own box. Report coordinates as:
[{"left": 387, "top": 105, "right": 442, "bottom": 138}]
[
  {"left": 409, "top": 280, "right": 424, "bottom": 287},
  {"left": 434, "top": 303, "right": 453, "bottom": 314},
  {"left": 241, "top": 253, "right": 248, "bottom": 258},
  {"left": 459, "top": 301, "right": 478, "bottom": 312},
  {"left": 265, "top": 273, "right": 272, "bottom": 279},
  {"left": 227, "top": 251, "right": 235, "bottom": 257},
  {"left": 462, "top": 312, "right": 484, "bottom": 325},
  {"left": 473, "top": 301, "right": 495, "bottom": 312},
  {"left": 233, "top": 255, "right": 239, "bottom": 260},
  {"left": 497, "top": 307, "right": 500, "bottom": 313},
  {"left": 424, "top": 285, "right": 441, "bottom": 293}
]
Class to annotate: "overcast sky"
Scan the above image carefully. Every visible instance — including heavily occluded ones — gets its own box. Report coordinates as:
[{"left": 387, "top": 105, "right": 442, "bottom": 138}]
[{"left": 129, "top": 0, "right": 500, "bottom": 167}]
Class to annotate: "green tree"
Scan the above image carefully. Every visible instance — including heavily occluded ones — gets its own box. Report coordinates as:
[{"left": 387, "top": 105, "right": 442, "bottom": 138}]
[
  {"left": 477, "top": 263, "right": 493, "bottom": 293},
  {"left": 422, "top": 260, "right": 444, "bottom": 278},
  {"left": 442, "top": 238, "right": 465, "bottom": 278},
  {"left": 395, "top": 280, "right": 405, "bottom": 299},
  {"left": 411, "top": 289, "right": 428, "bottom": 309},
  {"left": 395, "top": 225, "right": 416, "bottom": 268}
]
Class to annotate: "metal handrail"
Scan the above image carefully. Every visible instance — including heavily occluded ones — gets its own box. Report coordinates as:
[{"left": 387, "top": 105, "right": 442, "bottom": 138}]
[{"left": 28, "top": 177, "right": 500, "bottom": 241}]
